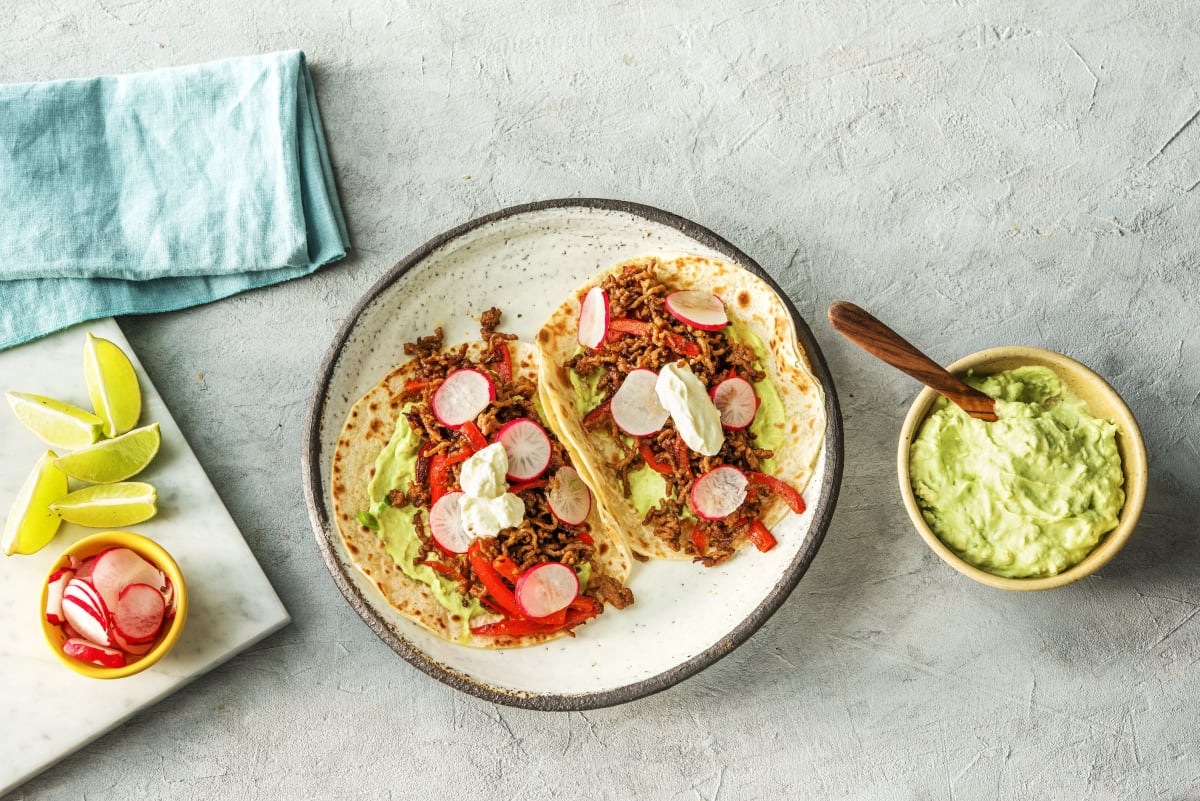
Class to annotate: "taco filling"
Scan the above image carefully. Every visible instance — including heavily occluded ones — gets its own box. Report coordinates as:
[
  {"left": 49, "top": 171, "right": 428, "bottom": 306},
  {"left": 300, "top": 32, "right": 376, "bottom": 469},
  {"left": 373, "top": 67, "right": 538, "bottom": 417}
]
[
  {"left": 562, "top": 260, "right": 808, "bottom": 566},
  {"left": 358, "top": 310, "right": 633, "bottom": 641}
]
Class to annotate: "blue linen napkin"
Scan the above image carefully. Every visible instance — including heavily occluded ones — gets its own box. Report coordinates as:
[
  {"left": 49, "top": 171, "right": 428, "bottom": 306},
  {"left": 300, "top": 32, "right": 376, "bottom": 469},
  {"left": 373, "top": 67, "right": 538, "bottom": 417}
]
[{"left": 0, "top": 50, "right": 349, "bottom": 350}]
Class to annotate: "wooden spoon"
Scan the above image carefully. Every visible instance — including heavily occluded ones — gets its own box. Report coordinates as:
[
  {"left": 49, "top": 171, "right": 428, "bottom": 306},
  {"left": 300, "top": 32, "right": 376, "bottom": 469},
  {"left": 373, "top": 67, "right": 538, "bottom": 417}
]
[{"left": 827, "top": 301, "right": 998, "bottom": 422}]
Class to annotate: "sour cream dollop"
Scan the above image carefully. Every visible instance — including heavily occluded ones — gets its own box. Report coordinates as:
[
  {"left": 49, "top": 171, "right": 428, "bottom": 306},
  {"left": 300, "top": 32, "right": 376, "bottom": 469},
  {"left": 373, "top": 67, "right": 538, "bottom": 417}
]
[
  {"left": 656, "top": 362, "right": 725, "bottom": 456},
  {"left": 458, "top": 442, "right": 525, "bottom": 539}
]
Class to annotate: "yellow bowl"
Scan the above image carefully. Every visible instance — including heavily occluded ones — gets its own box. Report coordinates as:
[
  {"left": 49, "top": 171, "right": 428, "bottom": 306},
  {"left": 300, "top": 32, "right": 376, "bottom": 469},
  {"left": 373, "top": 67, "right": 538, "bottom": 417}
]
[
  {"left": 897, "top": 346, "right": 1148, "bottom": 590},
  {"left": 40, "top": 531, "right": 188, "bottom": 678}
]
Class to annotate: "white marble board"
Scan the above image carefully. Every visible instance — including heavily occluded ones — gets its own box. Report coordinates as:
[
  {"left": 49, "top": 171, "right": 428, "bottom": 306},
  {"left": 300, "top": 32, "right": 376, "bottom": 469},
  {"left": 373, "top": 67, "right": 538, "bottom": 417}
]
[{"left": 0, "top": 317, "right": 290, "bottom": 796}]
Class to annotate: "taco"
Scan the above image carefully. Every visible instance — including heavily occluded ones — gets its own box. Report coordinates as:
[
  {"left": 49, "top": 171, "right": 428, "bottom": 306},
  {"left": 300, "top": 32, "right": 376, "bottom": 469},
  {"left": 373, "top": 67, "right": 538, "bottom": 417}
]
[
  {"left": 536, "top": 255, "right": 826, "bottom": 566},
  {"left": 331, "top": 310, "right": 634, "bottom": 647}
]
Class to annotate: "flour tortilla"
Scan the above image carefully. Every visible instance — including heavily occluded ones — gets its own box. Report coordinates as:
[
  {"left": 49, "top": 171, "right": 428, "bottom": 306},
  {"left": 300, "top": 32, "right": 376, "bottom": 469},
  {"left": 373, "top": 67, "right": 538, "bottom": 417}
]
[
  {"left": 535, "top": 255, "right": 827, "bottom": 561},
  {"left": 331, "top": 341, "right": 634, "bottom": 648}
]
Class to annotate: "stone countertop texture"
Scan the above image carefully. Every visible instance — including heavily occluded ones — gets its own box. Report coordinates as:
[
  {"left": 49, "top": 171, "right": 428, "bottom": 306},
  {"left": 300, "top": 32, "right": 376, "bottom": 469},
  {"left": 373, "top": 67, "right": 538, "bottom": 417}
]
[{"left": 3, "top": 0, "right": 1199, "bottom": 798}]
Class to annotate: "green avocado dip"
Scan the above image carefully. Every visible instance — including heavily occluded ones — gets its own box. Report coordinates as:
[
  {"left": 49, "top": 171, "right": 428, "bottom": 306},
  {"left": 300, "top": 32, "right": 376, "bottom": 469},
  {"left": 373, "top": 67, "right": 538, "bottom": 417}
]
[
  {"left": 366, "top": 403, "right": 486, "bottom": 641},
  {"left": 569, "top": 321, "right": 785, "bottom": 516},
  {"left": 909, "top": 365, "right": 1125, "bottom": 578}
]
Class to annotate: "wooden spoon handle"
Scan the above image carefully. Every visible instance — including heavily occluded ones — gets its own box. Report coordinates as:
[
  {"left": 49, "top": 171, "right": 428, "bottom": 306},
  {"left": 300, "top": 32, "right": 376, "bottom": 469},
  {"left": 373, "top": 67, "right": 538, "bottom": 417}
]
[{"left": 827, "top": 301, "right": 998, "bottom": 422}]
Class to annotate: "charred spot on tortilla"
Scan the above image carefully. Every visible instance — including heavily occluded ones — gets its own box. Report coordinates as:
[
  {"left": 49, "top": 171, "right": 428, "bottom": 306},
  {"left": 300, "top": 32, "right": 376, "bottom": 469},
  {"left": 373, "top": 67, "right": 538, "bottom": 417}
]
[{"left": 737, "top": 290, "right": 751, "bottom": 308}]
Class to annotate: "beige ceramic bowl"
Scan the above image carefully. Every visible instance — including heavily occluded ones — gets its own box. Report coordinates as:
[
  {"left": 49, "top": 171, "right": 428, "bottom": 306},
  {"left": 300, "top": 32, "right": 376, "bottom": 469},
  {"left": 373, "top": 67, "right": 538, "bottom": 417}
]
[{"left": 897, "top": 346, "right": 1148, "bottom": 590}]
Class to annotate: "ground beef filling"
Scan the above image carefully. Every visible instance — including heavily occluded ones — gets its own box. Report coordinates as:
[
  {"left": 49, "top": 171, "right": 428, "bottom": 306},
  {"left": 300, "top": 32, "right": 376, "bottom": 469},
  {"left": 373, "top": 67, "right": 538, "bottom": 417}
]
[
  {"left": 393, "top": 311, "right": 631, "bottom": 614},
  {"left": 565, "top": 262, "right": 775, "bottom": 566}
]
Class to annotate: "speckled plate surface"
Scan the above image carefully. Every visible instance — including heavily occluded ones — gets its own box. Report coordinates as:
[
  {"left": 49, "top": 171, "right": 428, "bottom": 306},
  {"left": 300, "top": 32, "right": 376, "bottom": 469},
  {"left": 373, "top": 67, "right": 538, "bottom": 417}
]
[{"left": 302, "top": 199, "right": 843, "bottom": 710}]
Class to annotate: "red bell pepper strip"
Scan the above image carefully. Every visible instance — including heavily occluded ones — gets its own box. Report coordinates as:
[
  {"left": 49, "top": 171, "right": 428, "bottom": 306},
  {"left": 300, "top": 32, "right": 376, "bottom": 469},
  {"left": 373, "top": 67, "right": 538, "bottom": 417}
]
[
  {"left": 468, "top": 543, "right": 523, "bottom": 618},
  {"left": 417, "top": 560, "right": 465, "bottom": 582},
  {"left": 404, "top": 378, "right": 433, "bottom": 395},
  {"left": 690, "top": 524, "right": 708, "bottom": 555},
  {"left": 508, "top": 479, "right": 548, "bottom": 495},
  {"left": 583, "top": 399, "right": 611, "bottom": 429},
  {"left": 576, "top": 529, "right": 594, "bottom": 546},
  {"left": 563, "top": 595, "right": 601, "bottom": 627},
  {"left": 493, "top": 342, "right": 513, "bottom": 382},
  {"left": 746, "top": 520, "right": 778, "bottom": 553},
  {"left": 609, "top": 317, "right": 651, "bottom": 336},
  {"left": 747, "top": 472, "right": 806, "bottom": 515},
  {"left": 638, "top": 440, "right": 673, "bottom": 475},
  {"left": 491, "top": 554, "right": 522, "bottom": 583},
  {"left": 529, "top": 607, "right": 568, "bottom": 627},
  {"left": 429, "top": 454, "right": 451, "bottom": 504},
  {"left": 664, "top": 332, "right": 700, "bottom": 357},
  {"left": 674, "top": 435, "right": 692, "bottom": 479},
  {"left": 459, "top": 420, "right": 488, "bottom": 453}
]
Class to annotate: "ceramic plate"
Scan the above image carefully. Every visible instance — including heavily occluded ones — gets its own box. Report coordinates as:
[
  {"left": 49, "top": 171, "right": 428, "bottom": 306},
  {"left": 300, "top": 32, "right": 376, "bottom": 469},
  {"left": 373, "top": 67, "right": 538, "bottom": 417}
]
[{"left": 302, "top": 199, "right": 843, "bottom": 710}]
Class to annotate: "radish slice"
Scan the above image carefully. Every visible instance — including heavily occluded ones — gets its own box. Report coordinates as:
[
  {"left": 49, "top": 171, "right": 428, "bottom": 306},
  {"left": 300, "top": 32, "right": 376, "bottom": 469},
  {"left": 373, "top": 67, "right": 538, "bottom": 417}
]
[
  {"left": 690, "top": 465, "right": 749, "bottom": 520},
  {"left": 45, "top": 567, "right": 74, "bottom": 625},
  {"left": 75, "top": 555, "right": 96, "bottom": 581},
  {"left": 63, "top": 638, "right": 126, "bottom": 669},
  {"left": 710, "top": 376, "right": 759, "bottom": 430},
  {"left": 665, "top": 290, "right": 728, "bottom": 331},
  {"left": 112, "top": 628, "right": 155, "bottom": 656},
  {"left": 610, "top": 369, "right": 669, "bottom": 437},
  {"left": 514, "top": 562, "right": 580, "bottom": 618},
  {"left": 62, "top": 595, "right": 111, "bottom": 647},
  {"left": 546, "top": 466, "right": 592, "bottom": 525},
  {"left": 114, "top": 583, "right": 166, "bottom": 644},
  {"left": 428, "top": 491, "right": 472, "bottom": 554},
  {"left": 496, "top": 418, "right": 552, "bottom": 481},
  {"left": 577, "top": 287, "right": 610, "bottom": 349},
  {"left": 431, "top": 369, "right": 495, "bottom": 429},
  {"left": 92, "top": 547, "right": 162, "bottom": 614},
  {"left": 162, "top": 574, "right": 175, "bottom": 619}
]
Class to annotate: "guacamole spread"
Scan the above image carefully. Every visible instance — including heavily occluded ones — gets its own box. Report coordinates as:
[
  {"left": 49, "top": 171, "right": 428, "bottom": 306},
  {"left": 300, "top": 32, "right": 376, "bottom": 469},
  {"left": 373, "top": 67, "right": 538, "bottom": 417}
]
[{"left": 909, "top": 365, "right": 1124, "bottom": 578}]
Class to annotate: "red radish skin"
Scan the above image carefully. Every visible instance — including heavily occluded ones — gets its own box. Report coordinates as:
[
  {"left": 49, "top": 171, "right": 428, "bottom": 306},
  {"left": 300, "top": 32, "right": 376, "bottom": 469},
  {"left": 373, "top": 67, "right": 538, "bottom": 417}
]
[
  {"left": 62, "top": 595, "right": 112, "bottom": 647},
  {"left": 665, "top": 290, "right": 728, "bottom": 331},
  {"left": 114, "top": 583, "right": 166, "bottom": 644},
  {"left": 546, "top": 467, "right": 592, "bottom": 526},
  {"left": 710, "top": 376, "right": 760, "bottom": 430},
  {"left": 111, "top": 628, "right": 155, "bottom": 656},
  {"left": 428, "top": 491, "right": 472, "bottom": 554},
  {"left": 63, "top": 577, "right": 108, "bottom": 621},
  {"left": 431, "top": 369, "right": 495, "bottom": 429},
  {"left": 577, "top": 287, "right": 610, "bottom": 349},
  {"left": 690, "top": 465, "right": 750, "bottom": 520},
  {"left": 91, "top": 547, "right": 162, "bottom": 613},
  {"left": 63, "top": 638, "right": 126, "bottom": 669},
  {"left": 495, "top": 418, "right": 552, "bottom": 481},
  {"left": 45, "top": 567, "right": 74, "bottom": 625},
  {"left": 514, "top": 563, "right": 580, "bottom": 618},
  {"left": 610, "top": 369, "right": 669, "bottom": 437}
]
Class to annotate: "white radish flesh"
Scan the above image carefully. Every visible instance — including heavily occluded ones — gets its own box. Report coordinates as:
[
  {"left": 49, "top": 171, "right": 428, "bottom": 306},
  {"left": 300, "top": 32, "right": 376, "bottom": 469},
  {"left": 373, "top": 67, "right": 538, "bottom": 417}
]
[
  {"left": 431, "top": 369, "right": 495, "bottom": 429},
  {"left": 428, "top": 491, "right": 472, "bottom": 554},
  {"left": 690, "top": 465, "right": 749, "bottom": 520},
  {"left": 113, "top": 583, "right": 166, "bottom": 644},
  {"left": 91, "top": 547, "right": 162, "bottom": 614},
  {"left": 63, "top": 637, "right": 125, "bottom": 669},
  {"left": 111, "top": 628, "right": 155, "bottom": 656},
  {"left": 610, "top": 369, "right": 669, "bottom": 437},
  {"left": 665, "top": 290, "right": 728, "bottom": 331},
  {"left": 514, "top": 562, "right": 580, "bottom": 618},
  {"left": 45, "top": 567, "right": 74, "bottom": 625},
  {"left": 546, "top": 467, "right": 592, "bottom": 526},
  {"left": 710, "top": 376, "right": 759, "bottom": 430},
  {"left": 496, "top": 418, "right": 552, "bottom": 481},
  {"left": 577, "top": 287, "right": 610, "bottom": 349}
]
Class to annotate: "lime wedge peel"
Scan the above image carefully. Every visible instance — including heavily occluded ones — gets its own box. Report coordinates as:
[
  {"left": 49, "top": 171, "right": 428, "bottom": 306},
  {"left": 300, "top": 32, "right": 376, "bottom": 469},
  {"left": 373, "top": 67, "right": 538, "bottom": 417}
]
[
  {"left": 84, "top": 332, "right": 142, "bottom": 438},
  {"left": 49, "top": 482, "right": 158, "bottom": 528},
  {"left": 2, "top": 451, "right": 68, "bottom": 556},
  {"left": 54, "top": 423, "right": 162, "bottom": 484},
  {"left": 6, "top": 392, "right": 103, "bottom": 451}
]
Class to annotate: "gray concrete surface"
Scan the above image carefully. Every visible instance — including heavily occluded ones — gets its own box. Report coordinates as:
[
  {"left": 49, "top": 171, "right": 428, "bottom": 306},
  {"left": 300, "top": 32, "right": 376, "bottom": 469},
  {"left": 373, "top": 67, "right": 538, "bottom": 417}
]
[{"left": 4, "top": 0, "right": 1200, "bottom": 798}]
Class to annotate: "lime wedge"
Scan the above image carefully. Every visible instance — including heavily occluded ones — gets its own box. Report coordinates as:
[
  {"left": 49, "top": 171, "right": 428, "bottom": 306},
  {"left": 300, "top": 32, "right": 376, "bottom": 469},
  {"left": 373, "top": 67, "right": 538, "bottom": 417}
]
[
  {"left": 54, "top": 423, "right": 161, "bottom": 483},
  {"left": 3, "top": 451, "right": 68, "bottom": 556},
  {"left": 49, "top": 481, "right": 158, "bottom": 527},
  {"left": 84, "top": 333, "right": 142, "bottom": 438},
  {"left": 6, "top": 392, "right": 104, "bottom": 450}
]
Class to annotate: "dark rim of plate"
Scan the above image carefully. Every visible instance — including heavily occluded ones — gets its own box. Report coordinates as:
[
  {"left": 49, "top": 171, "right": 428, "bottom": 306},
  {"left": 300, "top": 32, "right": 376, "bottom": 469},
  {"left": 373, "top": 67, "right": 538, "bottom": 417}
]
[{"left": 301, "top": 197, "right": 844, "bottom": 711}]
